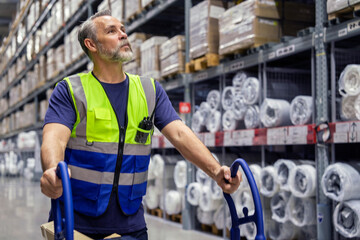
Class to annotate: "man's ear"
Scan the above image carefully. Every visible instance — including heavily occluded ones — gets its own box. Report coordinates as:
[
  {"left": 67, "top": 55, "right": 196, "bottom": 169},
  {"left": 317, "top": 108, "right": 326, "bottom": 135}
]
[{"left": 84, "top": 38, "right": 97, "bottom": 54}]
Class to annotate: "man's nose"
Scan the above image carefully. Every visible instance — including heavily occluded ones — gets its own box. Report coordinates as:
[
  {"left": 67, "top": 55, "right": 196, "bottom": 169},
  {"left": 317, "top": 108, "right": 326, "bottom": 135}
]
[{"left": 118, "top": 30, "right": 127, "bottom": 40}]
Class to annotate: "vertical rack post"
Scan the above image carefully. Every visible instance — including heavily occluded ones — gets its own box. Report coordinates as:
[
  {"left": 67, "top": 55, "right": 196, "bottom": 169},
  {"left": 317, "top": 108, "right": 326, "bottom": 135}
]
[
  {"left": 314, "top": 0, "right": 332, "bottom": 239},
  {"left": 182, "top": 0, "right": 196, "bottom": 231}
]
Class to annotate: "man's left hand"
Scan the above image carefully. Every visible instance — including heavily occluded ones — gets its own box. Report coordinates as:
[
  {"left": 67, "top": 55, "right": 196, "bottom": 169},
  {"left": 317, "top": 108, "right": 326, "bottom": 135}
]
[{"left": 215, "top": 166, "right": 242, "bottom": 194}]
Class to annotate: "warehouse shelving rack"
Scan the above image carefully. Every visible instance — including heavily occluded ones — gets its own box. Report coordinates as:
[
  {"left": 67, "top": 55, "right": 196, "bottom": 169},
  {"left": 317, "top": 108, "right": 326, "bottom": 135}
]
[{"left": 0, "top": 0, "right": 360, "bottom": 239}]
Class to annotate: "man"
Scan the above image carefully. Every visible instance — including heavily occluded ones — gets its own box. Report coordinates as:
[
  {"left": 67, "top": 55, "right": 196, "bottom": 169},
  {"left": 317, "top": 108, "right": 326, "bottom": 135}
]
[{"left": 40, "top": 10, "right": 241, "bottom": 239}]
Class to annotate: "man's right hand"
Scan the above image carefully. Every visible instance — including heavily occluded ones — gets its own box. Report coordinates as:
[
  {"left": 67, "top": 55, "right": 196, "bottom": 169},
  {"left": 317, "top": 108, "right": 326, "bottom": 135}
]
[{"left": 40, "top": 166, "right": 71, "bottom": 199}]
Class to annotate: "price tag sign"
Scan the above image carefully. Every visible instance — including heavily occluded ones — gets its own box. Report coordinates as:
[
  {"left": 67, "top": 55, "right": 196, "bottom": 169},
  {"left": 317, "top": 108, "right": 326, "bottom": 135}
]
[
  {"left": 223, "top": 131, "right": 233, "bottom": 146},
  {"left": 204, "top": 133, "right": 216, "bottom": 147},
  {"left": 179, "top": 102, "right": 191, "bottom": 114}
]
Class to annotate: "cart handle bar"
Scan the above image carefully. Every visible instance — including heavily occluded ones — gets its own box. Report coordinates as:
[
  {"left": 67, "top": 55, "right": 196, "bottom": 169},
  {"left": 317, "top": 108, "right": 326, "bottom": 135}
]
[
  {"left": 223, "top": 158, "right": 265, "bottom": 240},
  {"left": 51, "top": 161, "right": 74, "bottom": 240}
]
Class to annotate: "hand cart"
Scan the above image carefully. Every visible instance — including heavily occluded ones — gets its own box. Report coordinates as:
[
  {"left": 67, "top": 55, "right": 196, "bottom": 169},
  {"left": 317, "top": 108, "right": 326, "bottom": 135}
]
[
  {"left": 51, "top": 161, "right": 133, "bottom": 240},
  {"left": 223, "top": 158, "right": 266, "bottom": 240}
]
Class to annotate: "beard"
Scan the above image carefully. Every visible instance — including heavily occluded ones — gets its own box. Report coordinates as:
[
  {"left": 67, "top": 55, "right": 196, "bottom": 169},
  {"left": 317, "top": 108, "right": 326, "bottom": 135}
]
[{"left": 97, "top": 39, "right": 133, "bottom": 63}]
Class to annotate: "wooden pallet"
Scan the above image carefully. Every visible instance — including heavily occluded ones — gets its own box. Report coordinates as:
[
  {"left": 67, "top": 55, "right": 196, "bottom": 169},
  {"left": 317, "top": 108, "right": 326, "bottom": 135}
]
[
  {"left": 220, "top": 39, "right": 273, "bottom": 60},
  {"left": 201, "top": 224, "right": 223, "bottom": 236},
  {"left": 146, "top": 207, "right": 163, "bottom": 218},
  {"left": 185, "top": 53, "right": 219, "bottom": 73},
  {"left": 141, "top": 0, "right": 156, "bottom": 11},
  {"left": 166, "top": 213, "right": 182, "bottom": 223},
  {"left": 126, "top": 9, "right": 142, "bottom": 22},
  {"left": 160, "top": 70, "right": 183, "bottom": 81},
  {"left": 328, "top": 3, "right": 360, "bottom": 23}
]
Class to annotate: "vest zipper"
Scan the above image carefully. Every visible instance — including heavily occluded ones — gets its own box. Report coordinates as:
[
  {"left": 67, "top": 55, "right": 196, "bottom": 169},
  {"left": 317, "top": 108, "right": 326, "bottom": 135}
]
[{"left": 112, "top": 126, "right": 125, "bottom": 192}]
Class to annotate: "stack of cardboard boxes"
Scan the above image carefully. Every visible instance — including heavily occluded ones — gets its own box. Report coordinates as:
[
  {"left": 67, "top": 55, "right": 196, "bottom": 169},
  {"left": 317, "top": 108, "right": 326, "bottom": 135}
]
[
  {"left": 123, "top": 32, "right": 147, "bottom": 75},
  {"left": 160, "top": 35, "right": 185, "bottom": 78}
]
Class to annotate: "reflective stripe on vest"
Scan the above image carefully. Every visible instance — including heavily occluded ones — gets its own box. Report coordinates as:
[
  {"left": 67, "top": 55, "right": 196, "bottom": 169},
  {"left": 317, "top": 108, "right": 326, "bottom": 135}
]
[{"left": 63, "top": 72, "right": 156, "bottom": 216}]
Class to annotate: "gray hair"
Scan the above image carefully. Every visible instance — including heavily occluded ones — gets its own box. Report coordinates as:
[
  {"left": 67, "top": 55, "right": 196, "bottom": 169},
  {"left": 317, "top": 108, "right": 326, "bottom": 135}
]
[{"left": 78, "top": 10, "right": 112, "bottom": 59}]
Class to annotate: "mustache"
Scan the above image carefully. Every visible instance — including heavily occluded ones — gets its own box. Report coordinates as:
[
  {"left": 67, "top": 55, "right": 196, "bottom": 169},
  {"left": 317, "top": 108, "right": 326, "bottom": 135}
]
[{"left": 119, "top": 39, "right": 131, "bottom": 49}]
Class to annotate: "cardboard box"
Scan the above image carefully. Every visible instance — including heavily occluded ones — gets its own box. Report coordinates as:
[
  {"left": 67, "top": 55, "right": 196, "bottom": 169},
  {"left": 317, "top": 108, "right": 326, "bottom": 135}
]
[
  {"left": 140, "top": 36, "right": 168, "bottom": 79},
  {"left": 327, "top": 0, "right": 349, "bottom": 14},
  {"left": 41, "top": 221, "right": 122, "bottom": 240},
  {"left": 160, "top": 35, "right": 185, "bottom": 60},
  {"left": 125, "top": 0, "right": 141, "bottom": 20},
  {"left": 219, "top": 13, "right": 280, "bottom": 55},
  {"left": 123, "top": 60, "right": 141, "bottom": 75},
  {"left": 110, "top": 0, "right": 124, "bottom": 21},
  {"left": 128, "top": 32, "right": 147, "bottom": 66},
  {"left": 284, "top": 1, "right": 315, "bottom": 23},
  {"left": 189, "top": 0, "right": 225, "bottom": 59},
  {"left": 160, "top": 51, "right": 185, "bottom": 78}
]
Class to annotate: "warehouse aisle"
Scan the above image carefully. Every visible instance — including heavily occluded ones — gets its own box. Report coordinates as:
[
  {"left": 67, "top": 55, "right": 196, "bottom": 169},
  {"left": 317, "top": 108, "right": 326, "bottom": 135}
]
[{"left": 0, "top": 176, "right": 222, "bottom": 240}]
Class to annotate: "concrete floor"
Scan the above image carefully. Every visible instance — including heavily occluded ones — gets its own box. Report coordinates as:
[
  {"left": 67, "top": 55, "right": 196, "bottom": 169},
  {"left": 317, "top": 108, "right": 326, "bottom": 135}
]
[{"left": 0, "top": 176, "right": 222, "bottom": 240}]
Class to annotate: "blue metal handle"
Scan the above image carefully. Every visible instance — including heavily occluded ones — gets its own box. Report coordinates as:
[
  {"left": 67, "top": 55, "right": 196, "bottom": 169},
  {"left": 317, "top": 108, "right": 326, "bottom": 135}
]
[
  {"left": 223, "top": 158, "right": 266, "bottom": 240},
  {"left": 51, "top": 161, "right": 74, "bottom": 240}
]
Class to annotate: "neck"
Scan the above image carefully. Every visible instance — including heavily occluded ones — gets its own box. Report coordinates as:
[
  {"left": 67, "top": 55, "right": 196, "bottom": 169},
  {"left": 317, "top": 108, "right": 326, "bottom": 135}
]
[{"left": 92, "top": 59, "right": 126, "bottom": 83}]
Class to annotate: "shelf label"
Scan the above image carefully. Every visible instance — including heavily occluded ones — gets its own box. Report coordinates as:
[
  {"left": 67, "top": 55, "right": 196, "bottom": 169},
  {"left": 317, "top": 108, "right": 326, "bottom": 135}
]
[
  {"left": 267, "top": 127, "right": 288, "bottom": 145},
  {"left": 268, "top": 52, "right": 275, "bottom": 59},
  {"left": 287, "top": 126, "right": 308, "bottom": 144},
  {"left": 338, "top": 28, "right": 347, "bottom": 37},
  {"left": 165, "top": 80, "right": 179, "bottom": 91},
  {"left": 195, "top": 132, "right": 205, "bottom": 143},
  {"left": 333, "top": 132, "right": 348, "bottom": 143},
  {"left": 348, "top": 20, "right": 360, "bottom": 32},
  {"left": 223, "top": 131, "right": 233, "bottom": 146},
  {"left": 232, "top": 130, "right": 255, "bottom": 146},
  {"left": 335, "top": 122, "right": 350, "bottom": 132},
  {"left": 204, "top": 133, "right": 216, "bottom": 147},
  {"left": 194, "top": 72, "right": 208, "bottom": 82},
  {"left": 229, "top": 61, "right": 244, "bottom": 71},
  {"left": 276, "top": 44, "right": 295, "bottom": 57}
]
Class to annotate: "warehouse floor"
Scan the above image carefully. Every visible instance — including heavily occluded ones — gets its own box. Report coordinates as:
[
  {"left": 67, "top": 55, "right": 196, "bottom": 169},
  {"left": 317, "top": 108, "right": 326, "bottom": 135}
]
[{"left": 0, "top": 176, "right": 221, "bottom": 240}]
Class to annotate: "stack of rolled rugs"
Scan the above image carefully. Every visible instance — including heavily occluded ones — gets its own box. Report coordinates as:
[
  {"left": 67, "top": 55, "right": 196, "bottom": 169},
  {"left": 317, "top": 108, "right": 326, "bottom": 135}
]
[
  {"left": 321, "top": 162, "right": 360, "bottom": 238},
  {"left": 191, "top": 71, "right": 314, "bottom": 134}
]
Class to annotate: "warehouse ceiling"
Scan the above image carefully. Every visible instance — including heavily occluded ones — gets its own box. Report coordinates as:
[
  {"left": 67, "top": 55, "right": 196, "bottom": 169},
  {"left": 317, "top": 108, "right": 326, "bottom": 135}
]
[{"left": 0, "top": 0, "right": 19, "bottom": 44}]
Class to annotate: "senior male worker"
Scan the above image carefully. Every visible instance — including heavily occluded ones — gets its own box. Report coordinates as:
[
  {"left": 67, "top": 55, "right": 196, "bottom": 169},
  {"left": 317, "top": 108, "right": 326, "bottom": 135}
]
[{"left": 40, "top": 10, "right": 241, "bottom": 239}]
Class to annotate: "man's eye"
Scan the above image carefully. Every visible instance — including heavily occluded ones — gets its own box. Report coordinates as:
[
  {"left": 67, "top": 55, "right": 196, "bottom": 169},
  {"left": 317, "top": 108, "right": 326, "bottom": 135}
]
[{"left": 108, "top": 30, "right": 115, "bottom": 33}]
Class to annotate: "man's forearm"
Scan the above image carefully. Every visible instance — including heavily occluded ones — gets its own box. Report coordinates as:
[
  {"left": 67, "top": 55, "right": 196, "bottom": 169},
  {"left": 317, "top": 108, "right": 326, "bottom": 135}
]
[{"left": 162, "top": 120, "right": 220, "bottom": 179}]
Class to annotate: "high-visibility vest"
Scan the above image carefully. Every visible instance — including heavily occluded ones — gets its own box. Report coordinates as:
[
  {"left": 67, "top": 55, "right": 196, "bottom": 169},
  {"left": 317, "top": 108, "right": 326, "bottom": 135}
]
[{"left": 63, "top": 72, "right": 156, "bottom": 216}]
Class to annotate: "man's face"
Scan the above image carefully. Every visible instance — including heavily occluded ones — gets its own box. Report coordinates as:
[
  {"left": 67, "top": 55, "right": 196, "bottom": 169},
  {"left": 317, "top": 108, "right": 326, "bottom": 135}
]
[{"left": 93, "top": 16, "right": 133, "bottom": 62}]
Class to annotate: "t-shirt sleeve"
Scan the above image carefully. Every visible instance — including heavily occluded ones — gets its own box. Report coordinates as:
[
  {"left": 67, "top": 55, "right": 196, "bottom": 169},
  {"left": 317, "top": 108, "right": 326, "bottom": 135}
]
[
  {"left": 44, "top": 80, "right": 76, "bottom": 131},
  {"left": 154, "top": 81, "right": 181, "bottom": 131}
]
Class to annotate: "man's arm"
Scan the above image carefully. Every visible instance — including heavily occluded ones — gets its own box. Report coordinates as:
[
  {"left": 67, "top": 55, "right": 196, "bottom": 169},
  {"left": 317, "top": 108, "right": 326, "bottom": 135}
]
[
  {"left": 40, "top": 123, "right": 71, "bottom": 199},
  {"left": 161, "top": 120, "right": 241, "bottom": 194}
]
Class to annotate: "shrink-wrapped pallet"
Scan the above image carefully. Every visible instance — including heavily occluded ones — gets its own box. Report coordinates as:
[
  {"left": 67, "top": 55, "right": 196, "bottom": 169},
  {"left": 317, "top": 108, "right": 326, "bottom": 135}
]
[
  {"left": 140, "top": 36, "right": 168, "bottom": 79},
  {"left": 327, "top": 0, "right": 349, "bottom": 14},
  {"left": 110, "top": 0, "right": 123, "bottom": 21},
  {"left": 124, "top": 32, "right": 147, "bottom": 75},
  {"left": 125, "top": 0, "right": 141, "bottom": 20},
  {"left": 160, "top": 35, "right": 185, "bottom": 78},
  {"left": 219, "top": 0, "right": 280, "bottom": 55},
  {"left": 189, "top": 0, "right": 225, "bottom": 59}
]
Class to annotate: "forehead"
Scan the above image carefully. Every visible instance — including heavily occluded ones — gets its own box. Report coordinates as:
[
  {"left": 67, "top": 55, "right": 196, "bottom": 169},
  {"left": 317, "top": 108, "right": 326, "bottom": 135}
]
[{"left": 93, "top": 15, "right": 124, "bottom": 29}]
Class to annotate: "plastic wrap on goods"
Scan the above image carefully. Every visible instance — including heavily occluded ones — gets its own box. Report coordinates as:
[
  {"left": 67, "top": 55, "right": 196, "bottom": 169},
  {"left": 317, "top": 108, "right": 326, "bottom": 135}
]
[
  {"left": 288, "top": 164, "right": 316, "bottom": 198},
  {"left": 174, "top": 161, "right": 187, "bottom": 189},
  {"left": 290, "top": 95, "right": 313, "bottom": 125},
  {"left": 260, "top": 98, "right": 291, "bottom": 127},
  {"left": 232, "top": 72, "right": 247, "bottom": 91},
  {"left": 338, "top": 64, "right": 360, "bottom": 97},
  {"left": 321, "top": 162, "right": 360, "bottom": 202},
  {"left": 199, "top": 185, "right": 222, "bottom": 211},
  {"left": 270, "top": 191, "right": 291, "bottom": 223},
  {"left": 244, "top": 105, "right": 260, "bottom": 129},
  {"left": 241, "top": 77, "right": 260, "bottom": 105},
  {"left": 150, "top": 154, "right": 165, "bottom": 179},
  {"left": 164, "top": 190, "right": 182, "bottom": 215},
  {"left": 287, "top": 196, "right": 316, "bottom": 227},
  {"left": 196, "top": 207, "right": 215, "bottom": 225},
  {"left": 341, "top": 95, "right": 358, "bottom": 120},
  {"left": 147, "top": 157, "right": 156, "bottom": 181},
  {"left": 191, "top": 111, "right": 205, "bottom": 133},
  {"left": 206, "top": 110, "right": 222, "bottom": 133},
  {"left": 354, "top": 95, "right": 360, "bottom": 120},
  {"left": 209, "top": 179, "right": 223, "bottom": 200},
  {"left": 233, "top": 95, "right": 248, "bottom": 120},
  {"left": 206, "top": 90, "right": 221, "bottom": 110},
  {"left": 144, "top": 185, "right": 160, "bottom": 210},
  {"left": 268, "top": 220, "right": 299, "bottom": 240},
  {"left": 260, "top": 166, "right": 279, "bottom": 197},
  {"left": 186, "top": 182, "right": 203, "bottom": 206},
  {"left": 159, "top": 35, "right": 185, "bottom": 60},
  {"left": 213, "top": 204, "right": 226, "bottom": 230},
  {"left": 222, "top": 110, "right": 239, "bottom": 131},
  {"left": 196, "top": 168, "right": 211, "bottom": 185},
  {"left": 274, "top": 159, "right": 297, "bottom": 191},
  {"left": 333, "top": 200, "right": 360, "bottom": 238},
  {"left": 221, "top": 86, "right": 235, "bottom": 110},
  {"left": 327, "top": 0, "right": 350, "bottom": 14},
  {"left": 249, "top": 164, "right": 262, "bottom": 189}
]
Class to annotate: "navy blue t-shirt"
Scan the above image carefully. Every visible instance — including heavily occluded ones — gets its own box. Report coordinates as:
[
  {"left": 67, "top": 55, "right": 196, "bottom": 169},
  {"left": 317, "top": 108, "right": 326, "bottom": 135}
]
[{"left": 45, "top": 72, "right": 180, "bottom": 235}]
